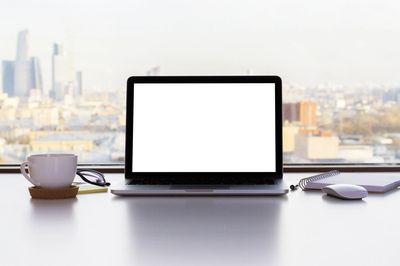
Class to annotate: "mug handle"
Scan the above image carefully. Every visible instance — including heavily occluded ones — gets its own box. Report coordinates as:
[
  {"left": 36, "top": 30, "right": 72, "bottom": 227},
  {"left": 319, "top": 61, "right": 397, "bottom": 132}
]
[{"left": 20, "top": 161, "right": 40, "bottom": 186}]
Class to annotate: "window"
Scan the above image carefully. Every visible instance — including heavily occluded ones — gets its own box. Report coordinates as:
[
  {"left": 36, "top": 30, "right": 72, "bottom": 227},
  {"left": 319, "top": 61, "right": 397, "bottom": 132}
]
[{"left": 1, "top": 0, "right": 399, "bottom": 165}]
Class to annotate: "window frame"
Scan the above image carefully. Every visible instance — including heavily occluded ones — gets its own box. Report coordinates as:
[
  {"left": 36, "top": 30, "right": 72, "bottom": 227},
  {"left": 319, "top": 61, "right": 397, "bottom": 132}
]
[{"left": 3, "top": 164, "right": 400, "bottom": 173}]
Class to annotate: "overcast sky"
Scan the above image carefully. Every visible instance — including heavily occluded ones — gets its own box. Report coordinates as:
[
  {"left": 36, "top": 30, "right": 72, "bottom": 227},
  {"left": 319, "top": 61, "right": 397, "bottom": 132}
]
[{"left": 1, "top": 0, "right": 400, "bottom": 93}]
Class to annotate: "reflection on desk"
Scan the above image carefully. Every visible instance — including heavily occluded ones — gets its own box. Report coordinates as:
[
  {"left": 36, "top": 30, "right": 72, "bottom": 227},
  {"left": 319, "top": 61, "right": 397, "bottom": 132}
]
[{"left": 118, "top": 197, "right": 287, "bottom": 265}]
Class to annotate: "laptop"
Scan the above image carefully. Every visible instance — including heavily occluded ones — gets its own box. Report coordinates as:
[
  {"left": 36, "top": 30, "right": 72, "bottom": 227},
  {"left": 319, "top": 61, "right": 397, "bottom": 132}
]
[{"left": 111, "top": 76, "right": 288, "bottom": 196}]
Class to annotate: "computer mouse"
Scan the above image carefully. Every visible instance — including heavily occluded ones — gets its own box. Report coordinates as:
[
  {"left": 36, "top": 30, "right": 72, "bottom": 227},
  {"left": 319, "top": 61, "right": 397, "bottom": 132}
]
[{"left": 322, "top": 184, "right": 368, "bottom": 200}]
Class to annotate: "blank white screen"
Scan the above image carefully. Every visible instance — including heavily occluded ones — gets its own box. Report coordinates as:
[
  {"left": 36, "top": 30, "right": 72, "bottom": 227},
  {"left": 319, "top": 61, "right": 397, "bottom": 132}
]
[{"left": 132, "top": 83, "right": 276, "bottom": 172}]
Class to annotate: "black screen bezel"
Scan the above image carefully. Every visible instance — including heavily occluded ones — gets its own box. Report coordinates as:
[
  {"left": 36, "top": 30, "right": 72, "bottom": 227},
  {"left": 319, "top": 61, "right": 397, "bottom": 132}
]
[{"left": 125, "top": 76, "right": 283, "bottom": 184}]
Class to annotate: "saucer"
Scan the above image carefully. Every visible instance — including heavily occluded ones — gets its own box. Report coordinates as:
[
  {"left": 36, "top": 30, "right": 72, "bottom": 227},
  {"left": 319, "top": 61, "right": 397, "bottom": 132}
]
[{"left": 29, "top": 185, "right": 79, "bottom": 199}]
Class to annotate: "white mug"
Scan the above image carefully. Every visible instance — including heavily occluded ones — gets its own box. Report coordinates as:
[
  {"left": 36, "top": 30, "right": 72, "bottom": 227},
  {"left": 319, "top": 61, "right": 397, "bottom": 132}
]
[{"left": 20, "top": 154, "right": 78, "bottom": 189}]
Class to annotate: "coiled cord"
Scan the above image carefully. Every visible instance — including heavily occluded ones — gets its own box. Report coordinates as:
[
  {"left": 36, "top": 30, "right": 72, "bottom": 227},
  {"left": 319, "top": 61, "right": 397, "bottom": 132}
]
[{"left": 290, "top": 170, "right": 340, "bottom": 191}]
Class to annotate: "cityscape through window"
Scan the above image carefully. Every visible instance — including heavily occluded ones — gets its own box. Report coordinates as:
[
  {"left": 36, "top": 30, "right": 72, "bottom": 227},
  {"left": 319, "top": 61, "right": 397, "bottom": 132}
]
[{"left": 1, "top": 1, "right": 400, "bottom": 165}]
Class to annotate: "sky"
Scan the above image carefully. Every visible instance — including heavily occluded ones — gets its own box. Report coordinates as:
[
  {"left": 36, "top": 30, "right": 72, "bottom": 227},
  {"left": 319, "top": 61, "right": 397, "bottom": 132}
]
[{"left": 1, "top": 0, "right": 400, "bottom": 93}]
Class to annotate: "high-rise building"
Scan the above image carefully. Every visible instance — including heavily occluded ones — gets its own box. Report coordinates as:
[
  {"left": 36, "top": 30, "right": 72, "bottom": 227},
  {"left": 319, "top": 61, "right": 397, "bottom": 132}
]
[
  {"left": 146, "top": 66, "right": 160, "bottom": 76},
  {"left": 283, "top": 101, "right": 317, "bottom": 127},
  {"left": 8, "top": 30, "right": 43, "bottom": 98},
  {"left": 299, "top": 101, "right": 317, "bottom": 127},
  {"left": 30, "top": 57, "right": 43, "bottom": 92},
  {"left": 51, "top": 43, "right": 76, "bottom": 100},
  {"left": 283, "top": 102, "right": 300, "bottom": 122},
  {"left": 76, "top": 71, "right": 82, "bottom": 97},
  {"left": 14, "top": 30, "right": 31, "bottom": 97},
  {"left": 1, "top": 61, "right": 14, "bottom": 96},
  {"left": 51, "top": 43, "right": 64, "bottom": 100}
]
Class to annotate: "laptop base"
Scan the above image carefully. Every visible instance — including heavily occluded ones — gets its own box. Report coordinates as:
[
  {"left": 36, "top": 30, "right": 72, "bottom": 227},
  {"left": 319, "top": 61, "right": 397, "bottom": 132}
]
[{"left": 111, "top": 180, "right": 289, "bottom": 196}]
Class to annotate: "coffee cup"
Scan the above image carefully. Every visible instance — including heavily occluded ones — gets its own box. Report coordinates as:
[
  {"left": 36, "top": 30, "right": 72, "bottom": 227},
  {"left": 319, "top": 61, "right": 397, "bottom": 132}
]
[{"left": 20, "top": 154, "right": 78, "bottom": 189}]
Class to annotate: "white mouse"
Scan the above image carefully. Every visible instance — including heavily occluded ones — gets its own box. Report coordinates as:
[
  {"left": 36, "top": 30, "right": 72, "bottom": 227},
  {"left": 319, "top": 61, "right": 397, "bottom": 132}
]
[{"left": 322, "top": 184, "right": 368, "bottom": 200}]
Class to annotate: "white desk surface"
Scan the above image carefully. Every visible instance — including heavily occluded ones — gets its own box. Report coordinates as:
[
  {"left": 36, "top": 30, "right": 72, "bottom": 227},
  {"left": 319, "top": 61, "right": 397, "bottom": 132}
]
[{"left": 1, "top": 173, "right": 400, "bottom": 266}]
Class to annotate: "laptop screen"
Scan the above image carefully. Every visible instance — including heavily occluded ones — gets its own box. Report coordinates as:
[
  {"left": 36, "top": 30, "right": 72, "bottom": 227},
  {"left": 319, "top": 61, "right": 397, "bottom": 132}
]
[{"left": 131, "top": 82, "right": 276, "bottom": 173}]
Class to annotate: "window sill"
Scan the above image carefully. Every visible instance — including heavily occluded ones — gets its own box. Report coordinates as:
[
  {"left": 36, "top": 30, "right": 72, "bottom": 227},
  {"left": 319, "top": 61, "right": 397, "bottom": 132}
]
[
  {"left": 2, "top": 164, "right": 400, "bottom": 173},
  {"left": 0, "top": 164, "right": 124, "bottom": 174},
  {"left": 284, "top": 164, "right": 400, "bottom": 172}
]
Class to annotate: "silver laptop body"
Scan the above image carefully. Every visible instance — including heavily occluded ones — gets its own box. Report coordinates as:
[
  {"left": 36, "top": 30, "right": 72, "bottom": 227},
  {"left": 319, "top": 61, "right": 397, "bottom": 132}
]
[{"left": 111, "top": 76, "right": 288, "bottom": 196}]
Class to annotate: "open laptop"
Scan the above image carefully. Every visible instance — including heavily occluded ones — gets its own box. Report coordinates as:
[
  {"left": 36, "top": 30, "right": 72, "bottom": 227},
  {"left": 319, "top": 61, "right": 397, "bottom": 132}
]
[{"left": 111, "top": 76, "right": 288, "bottom": 195}]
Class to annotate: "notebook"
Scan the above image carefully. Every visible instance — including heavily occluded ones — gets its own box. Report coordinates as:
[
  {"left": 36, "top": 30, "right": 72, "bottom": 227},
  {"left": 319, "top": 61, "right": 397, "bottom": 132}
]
[
  {"left": 73, "top": 182, "right": 109, "bottom": 194},
  {"left": 301, "top": 171, "right": 400, "bottom": 193}
]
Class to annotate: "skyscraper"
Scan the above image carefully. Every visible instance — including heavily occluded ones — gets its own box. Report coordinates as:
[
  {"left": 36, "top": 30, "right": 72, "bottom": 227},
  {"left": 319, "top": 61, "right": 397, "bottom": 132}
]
[
  {"left": 51, "top": 43, "right": 63, "bottom": 100},
  {"left": 146, "top": 66, "right": 160, "bottom": 76},
  {"left": 30, "top": 57, "right": 43, "bottom": 92},
  {"left": 76, "top": 71, "right": 82, "bottom": 97},
  {"left": 1, "top": 61, "right": 14, "bottom": 96},
  {"left": 14, "top": 30, "right": 31, "bottom": 97},
  {"left": 51, "top": 43, "right": 76, "bottom": 100}
]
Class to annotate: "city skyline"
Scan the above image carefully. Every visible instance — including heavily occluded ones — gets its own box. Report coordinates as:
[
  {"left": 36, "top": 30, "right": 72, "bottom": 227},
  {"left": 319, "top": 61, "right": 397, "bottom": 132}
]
[
  {"left": 1, "top": 80, "right": 400, "bottom": 164},
  {"left": 2, "top": 30, "right": 81, "bottom": 100},
  {"left": 2, "top": 0, "right": 400, "bottom": 92},
  {"left": 2, "top": 0, "right": 400, "bottom": 165}
]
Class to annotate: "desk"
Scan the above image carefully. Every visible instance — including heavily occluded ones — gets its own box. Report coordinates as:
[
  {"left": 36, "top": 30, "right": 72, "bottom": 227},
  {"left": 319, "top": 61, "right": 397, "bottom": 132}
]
[{"left": 1, "top": 173, "right": 399, "bottom": 266}]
